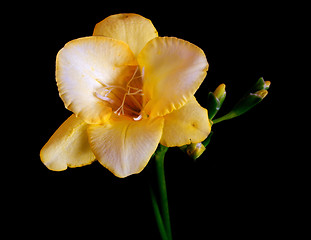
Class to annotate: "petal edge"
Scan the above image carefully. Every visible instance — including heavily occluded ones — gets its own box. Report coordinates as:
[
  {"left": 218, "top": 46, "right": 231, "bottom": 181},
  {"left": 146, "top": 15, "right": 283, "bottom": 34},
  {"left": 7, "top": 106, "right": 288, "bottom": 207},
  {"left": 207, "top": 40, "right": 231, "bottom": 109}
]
[
  {"left": 93, "top": 13, "right": 158, "bottom": 56},
  {"left": 40, "top": 114, "right": 96, "bottom": 171},
  {"left": 56, "top": 36, "right": 137, "bottom": 124},
  {"left": 160, "top": 96, "right": 211, "bottom": 147},
  {"left": 138, "top": 37, "right": 208, "bottom": 118},
  {"left": 88, "top": 116, "right": 164, "bottom": 178}
]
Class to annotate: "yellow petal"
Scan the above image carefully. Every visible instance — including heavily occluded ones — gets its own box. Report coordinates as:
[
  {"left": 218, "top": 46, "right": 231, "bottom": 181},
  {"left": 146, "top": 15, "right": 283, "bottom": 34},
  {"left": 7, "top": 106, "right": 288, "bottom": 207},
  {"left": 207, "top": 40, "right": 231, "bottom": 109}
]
[
  {"left": 160, "top": 96, "right": 211, "bottom": 147},
  {"left": 137, "top": 37, "right": 208, "bottom": 118},
  {"left": 93, "top": 13, "right": 158, "bottom": 56},
  {"left": 40, "top": 114, "right": 95, "bottom": 171},
  {"left": 88, "top": 116, "right": 164, "bottom": 178},
  {"left": 56, "top": 36, "right": 137, "bottom": 124}
]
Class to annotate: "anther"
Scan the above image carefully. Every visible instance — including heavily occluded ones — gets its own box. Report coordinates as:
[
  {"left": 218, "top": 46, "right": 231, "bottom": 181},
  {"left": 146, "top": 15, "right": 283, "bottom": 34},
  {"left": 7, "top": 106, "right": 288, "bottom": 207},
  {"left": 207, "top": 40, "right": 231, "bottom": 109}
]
[{"left": 94, "top": 92, "right": 114, "bottom": 104}]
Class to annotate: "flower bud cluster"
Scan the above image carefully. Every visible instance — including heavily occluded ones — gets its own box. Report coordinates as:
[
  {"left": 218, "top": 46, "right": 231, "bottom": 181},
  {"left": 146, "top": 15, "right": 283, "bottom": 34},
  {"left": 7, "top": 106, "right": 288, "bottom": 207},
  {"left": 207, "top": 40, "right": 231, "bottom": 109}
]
[{"left": 181, "top": 77, "right": 270, "bottom": 160}]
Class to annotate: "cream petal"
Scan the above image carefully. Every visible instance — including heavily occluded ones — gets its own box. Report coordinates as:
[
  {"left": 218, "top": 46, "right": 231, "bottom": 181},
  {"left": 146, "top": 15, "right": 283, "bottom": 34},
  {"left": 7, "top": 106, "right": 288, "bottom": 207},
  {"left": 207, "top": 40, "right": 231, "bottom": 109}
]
[
  {"left": 88, "top": 116, "right": 164, "bottom": 178},
  {"left": 160, "top": 96, "right": 211, "bottom": 147},
  {"left": 137, "top": 37, "right": 208, "bottom": 118},
  {"left": 40, "top": 114, "right": 96, "bottom": 171},
  {"left": 56, "top": 36, "right": 137, "bottom": 124},
  {"left": 93, "top": 13, "right": 158, "bottom": 56}
]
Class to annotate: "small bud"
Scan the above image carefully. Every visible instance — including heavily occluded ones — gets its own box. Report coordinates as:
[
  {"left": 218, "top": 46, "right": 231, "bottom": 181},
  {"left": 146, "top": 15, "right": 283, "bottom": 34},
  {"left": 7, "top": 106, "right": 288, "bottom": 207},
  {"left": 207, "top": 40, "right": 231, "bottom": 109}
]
[
  {"left": 249, "top": 77, "right": 271, "bottom": 94},
  {"left": 207, "top": 84, "right": 226, "bottom": 119},
  {"left": 212, "top": 79, "right": 270, "bottom": 124},
  {"left": 229, "top": 90, "right": 268, "bottom": 117},
  {"left": 252, "top": 89, "right": 268, "bottom": 99},
  {"left": 186, "top": 142, "right": 206, "bottom": 160},
  {"left": 263, "top": 81, "right": 271, "bottom": 90},
  {"left": 207, "top": 93, "right": 219, "bottom": 119},
  {"left": 213, "top": 83, "right": 226, "bottom": 107}
]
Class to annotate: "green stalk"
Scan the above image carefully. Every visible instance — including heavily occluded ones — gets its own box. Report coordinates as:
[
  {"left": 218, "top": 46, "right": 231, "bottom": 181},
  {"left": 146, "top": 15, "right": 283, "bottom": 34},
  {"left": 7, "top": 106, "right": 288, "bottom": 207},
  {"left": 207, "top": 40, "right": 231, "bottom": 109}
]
[
  {"left": 154, "top": 145, "right": 173, "bottom": 240},
  {"left": 149, "top": 186, "right": 169, "bottom": 240},
  {"left": 212, "top": 112, "right": 237, "bottom": 124}
]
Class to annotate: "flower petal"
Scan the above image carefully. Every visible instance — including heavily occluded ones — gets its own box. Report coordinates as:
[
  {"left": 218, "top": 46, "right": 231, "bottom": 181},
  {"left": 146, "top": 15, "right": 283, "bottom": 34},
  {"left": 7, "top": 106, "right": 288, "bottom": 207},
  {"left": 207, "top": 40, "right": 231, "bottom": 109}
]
[
  {"left": 88, "top": 116, "right": 164, "bottom": 178},
  {"left": 137, "top": 37, "right": 209, "bottom": 118},
  {"left": 93, "top": 13, "right": 158, "bottom": 56},
  {"left": 56, "top": 36, "right": 137, "bottom": 124},
  {"left": 160, "top": 96, "right": 211, "bottom": 147},
  {"left": 40, "top": 114, "right": 95, "bottom": 171}
]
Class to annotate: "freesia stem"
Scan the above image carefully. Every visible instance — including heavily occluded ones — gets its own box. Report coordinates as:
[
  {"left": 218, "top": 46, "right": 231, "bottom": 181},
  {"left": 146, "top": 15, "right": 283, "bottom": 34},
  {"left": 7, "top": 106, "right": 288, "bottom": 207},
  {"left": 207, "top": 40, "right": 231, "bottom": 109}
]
[
  {"left": 212, "top": 112, "right": 237, "bottom": 124},
  {"left": 154, "top": 145, "right": 173, "bottom": 240},
  {"left": 149, "top": 186, "right": 169, "bottom": 240}
]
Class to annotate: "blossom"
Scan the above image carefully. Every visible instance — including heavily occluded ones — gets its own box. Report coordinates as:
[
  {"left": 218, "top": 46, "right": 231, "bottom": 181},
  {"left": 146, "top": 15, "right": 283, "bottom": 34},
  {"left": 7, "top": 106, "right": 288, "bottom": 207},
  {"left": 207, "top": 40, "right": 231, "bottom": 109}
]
[{"left": 40, "top": 13, "right": 211, "bottom": 177}]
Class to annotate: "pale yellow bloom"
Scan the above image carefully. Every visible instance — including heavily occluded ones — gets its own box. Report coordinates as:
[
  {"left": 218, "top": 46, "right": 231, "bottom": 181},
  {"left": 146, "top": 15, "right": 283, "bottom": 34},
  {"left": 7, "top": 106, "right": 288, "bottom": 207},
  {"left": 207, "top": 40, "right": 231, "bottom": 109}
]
[{"left": 40, "top": 14, "right": 211, "bottom": 177}]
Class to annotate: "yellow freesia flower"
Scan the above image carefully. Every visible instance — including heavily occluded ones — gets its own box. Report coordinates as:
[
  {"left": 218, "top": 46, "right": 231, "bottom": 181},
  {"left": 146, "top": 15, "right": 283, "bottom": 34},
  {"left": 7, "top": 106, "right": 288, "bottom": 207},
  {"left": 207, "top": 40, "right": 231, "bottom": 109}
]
[{"left": 40, "top": 13, "right": 211, "bottom": 177}]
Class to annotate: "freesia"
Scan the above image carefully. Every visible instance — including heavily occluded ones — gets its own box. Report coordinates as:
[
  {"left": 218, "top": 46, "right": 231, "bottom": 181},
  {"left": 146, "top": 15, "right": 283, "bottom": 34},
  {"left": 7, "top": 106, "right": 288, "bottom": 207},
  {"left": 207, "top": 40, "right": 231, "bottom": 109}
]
[{"left": 40, "top": 13, "right": 211, "bottom": 177}]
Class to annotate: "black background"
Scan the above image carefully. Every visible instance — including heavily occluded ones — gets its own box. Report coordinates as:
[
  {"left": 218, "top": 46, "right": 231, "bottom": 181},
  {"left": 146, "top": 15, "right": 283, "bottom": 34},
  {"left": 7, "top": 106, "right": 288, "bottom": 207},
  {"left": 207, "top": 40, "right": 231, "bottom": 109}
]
[{"left": 14, "top": 1, "right": 296, "bottom": 239}]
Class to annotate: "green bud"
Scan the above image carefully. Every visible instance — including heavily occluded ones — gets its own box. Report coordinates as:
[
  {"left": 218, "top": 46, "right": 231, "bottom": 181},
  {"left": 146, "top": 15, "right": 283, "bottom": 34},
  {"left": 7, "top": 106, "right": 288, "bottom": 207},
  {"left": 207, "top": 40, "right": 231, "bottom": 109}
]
[
  {"left": 231, "top": 89, "right": 268, "bottom": 117},
  {"left": 253, "top": 89, "right": 269, "bottom": 98},
  {"left": 207, "top": 92, "right": 219, "bottom": 119},
  {"left": 207, "top": 84, "right": 226, "bottom": 119},
  {"left": 186, "top": 142, "right": 206, "bottom": 160},
  {"left": 249, "top": 77, "right": 271, "bottom": 94},
  {"left": 212, "top": 78, "right": 270, "bottom": 124},
  {"left": 214, "top": 83, "right": 226, "bottom": 107},
  {"left": 180, "top": 132, "right": 213, "bottom": 160}
]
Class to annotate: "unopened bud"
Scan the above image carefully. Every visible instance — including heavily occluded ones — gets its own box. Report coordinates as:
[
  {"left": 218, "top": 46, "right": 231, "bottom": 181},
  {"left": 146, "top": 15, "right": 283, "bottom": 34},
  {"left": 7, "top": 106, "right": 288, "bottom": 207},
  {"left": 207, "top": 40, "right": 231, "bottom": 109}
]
[
  {"left": 263, "top": 81, "right": 271, "bottom": 90},
  {"left": 230, "top": 89, "right": 268, "bottom": 117},
  {"left": 186, "top": 142, "right": 206, "bottom": 160},
  {"left": 207, "top": 84, "right": 226, "bottom": 119},
  {"left": 249, "top": 77, "right": 271, "bottom": 94},
  {"left": 212, "top": 79, "right": 270, "bottom": 124},
  {"left": 214, "top": 83, "right": 226, "bottom": 106},
  {"left": 252, "top": 89, "right": 268, "bottom": 99}
]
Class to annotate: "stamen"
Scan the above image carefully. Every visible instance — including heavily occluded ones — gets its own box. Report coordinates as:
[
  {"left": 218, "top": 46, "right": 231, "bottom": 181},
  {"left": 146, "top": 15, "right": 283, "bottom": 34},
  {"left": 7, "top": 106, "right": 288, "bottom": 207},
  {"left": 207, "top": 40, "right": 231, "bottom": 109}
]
[
  {"left": 94, "top": 92, "right": 114, "bottom": 104},
  {"left": 114, "top": 93, "right": 127, "bottom": 115},
  {"left": 126, "top": 66, "right": 139, "bottom": 88},
  {"left": 128, "top": 95, "right": 143, "bottom": 110},
  {"left": 127, "top": 89, "right": 143, "bottom": 95},
  {"left": 95, "top": 66, "right": 144, "bottom": 119},
  {"left": 103, "top": 85, "right": 127, "bottom": 92},
  {"left": 141, "top": 67, "right": 145, "bottom": 79},
  {"left": 133, "top": 114, "right": 142, "bottom": 121}
]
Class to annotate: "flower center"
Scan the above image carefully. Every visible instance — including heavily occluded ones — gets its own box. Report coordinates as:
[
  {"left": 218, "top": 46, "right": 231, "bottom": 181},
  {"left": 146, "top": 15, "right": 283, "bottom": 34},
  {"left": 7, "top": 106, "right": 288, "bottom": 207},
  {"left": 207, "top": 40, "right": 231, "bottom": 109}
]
[{"left": 94, "top": 66, "right": 144, "bottom": 120}]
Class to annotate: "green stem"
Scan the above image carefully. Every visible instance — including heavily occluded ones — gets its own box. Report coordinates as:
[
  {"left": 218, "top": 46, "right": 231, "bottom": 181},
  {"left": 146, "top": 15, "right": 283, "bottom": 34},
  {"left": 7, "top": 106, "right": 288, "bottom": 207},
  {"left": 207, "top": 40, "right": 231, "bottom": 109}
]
[
  {"left": 154, "top": 145, "right": 173, "bottom": 240},
  {"left": 149, "top": 186, "right": 169, "bottom": 240},
  {"left": 212, "top": 112, "right": 237, "bottom": 124}
]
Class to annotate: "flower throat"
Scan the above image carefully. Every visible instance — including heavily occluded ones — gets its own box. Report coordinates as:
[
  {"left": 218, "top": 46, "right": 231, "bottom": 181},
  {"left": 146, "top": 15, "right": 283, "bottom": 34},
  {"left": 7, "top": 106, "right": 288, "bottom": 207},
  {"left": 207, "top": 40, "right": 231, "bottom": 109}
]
[{"left": 94, "top": 66, "right": 144, "bottom": 120}]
